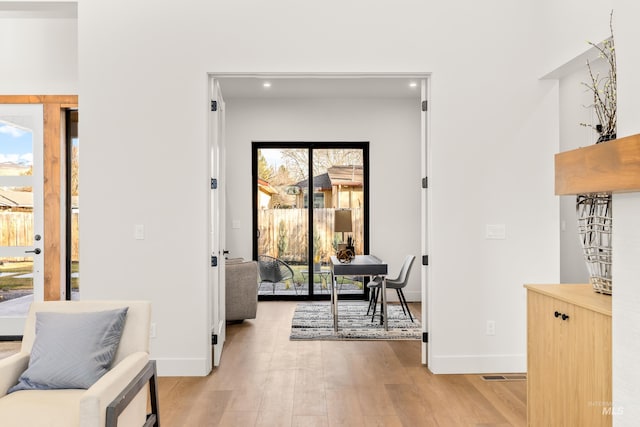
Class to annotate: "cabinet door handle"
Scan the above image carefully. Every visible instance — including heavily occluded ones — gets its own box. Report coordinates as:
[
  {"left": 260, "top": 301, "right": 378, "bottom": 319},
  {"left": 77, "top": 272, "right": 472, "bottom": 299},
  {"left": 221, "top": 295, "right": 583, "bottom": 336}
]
[
  {"left": 554, "top": 311, "right": 561, "bottom": 318},
  {"left": 562, "top": 314, "right": 570, "bottom": 321}
]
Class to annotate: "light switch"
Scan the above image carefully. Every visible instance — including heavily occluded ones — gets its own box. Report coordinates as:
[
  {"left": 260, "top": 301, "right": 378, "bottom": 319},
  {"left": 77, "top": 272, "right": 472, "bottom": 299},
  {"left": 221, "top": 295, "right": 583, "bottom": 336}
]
[
  {"left": 485, "top": 224, "right": 506, "bottom": 240},
  {"left": 134, "top": 224, "right": 145, "bottom": 240}
]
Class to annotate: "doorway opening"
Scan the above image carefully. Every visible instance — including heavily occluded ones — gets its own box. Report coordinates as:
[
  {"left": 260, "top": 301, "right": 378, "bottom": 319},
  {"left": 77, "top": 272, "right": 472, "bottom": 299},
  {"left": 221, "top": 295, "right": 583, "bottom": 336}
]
[
  {"left": 211, "top": 73, "right": 430, "bottom": 366},
  {"left": 253, "top": 141, "right": 369, "bottom": 300}
]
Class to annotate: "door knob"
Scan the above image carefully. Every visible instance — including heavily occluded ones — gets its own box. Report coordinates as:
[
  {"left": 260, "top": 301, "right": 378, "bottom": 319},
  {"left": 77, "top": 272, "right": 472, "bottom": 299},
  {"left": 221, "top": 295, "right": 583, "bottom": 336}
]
[{"left": 25, "top": 248, "right": 41, "bottom": 255}]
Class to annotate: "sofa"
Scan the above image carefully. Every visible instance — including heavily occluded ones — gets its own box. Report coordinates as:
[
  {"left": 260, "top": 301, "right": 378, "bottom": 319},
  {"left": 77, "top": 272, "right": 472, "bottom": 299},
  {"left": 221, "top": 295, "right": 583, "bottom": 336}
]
[{"left": 225, "top": 258, "right": 258, "bottom": 321}]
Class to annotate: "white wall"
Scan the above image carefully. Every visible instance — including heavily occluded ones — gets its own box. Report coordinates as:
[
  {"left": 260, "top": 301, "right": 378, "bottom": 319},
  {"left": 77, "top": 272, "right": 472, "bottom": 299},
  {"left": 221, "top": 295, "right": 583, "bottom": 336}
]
[
  {"left": 0, "top": 16, "right": 77, "bottom": 94},
  {"left": 536, "top": 0, "right": 614, "bottom": 78},
  {"left": 74, "top": 0, "right": 560, "bottom": 376},
  {"left": 0, "top": 0, "right": 563, "bottom": 376},
  {"left": 224, "top": 97, "right": 422, "bottom": 300}
]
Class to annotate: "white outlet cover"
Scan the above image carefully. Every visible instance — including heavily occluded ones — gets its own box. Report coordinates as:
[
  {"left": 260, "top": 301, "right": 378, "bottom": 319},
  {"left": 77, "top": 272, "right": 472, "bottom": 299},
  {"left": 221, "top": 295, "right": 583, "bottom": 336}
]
[{"left": 134, "top": 224, "right": 145, "bottom": 240}]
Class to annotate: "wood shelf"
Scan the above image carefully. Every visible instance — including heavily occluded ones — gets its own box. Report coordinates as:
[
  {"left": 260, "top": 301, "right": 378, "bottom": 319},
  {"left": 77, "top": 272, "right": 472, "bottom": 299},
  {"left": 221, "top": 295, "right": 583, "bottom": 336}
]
[{"left": 555, "top": 133, "right": 640, "bottom": 195}]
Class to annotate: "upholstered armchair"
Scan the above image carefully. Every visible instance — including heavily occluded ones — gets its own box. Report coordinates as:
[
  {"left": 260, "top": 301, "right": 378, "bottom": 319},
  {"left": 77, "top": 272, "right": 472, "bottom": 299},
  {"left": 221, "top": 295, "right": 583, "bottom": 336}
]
[{"left": 0, "top": 301, "right": 159, "bottom": 427}]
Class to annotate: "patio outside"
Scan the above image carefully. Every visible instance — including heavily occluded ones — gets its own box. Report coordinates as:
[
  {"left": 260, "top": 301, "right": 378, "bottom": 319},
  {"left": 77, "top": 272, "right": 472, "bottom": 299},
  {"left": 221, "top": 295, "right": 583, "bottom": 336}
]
[{"left": 257, "top": 262, "right": 366, "bottom": 296}]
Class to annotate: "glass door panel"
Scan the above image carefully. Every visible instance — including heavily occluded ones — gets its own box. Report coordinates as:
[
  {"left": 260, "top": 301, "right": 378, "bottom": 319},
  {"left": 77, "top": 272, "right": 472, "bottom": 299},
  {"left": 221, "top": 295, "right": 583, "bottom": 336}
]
[
  {"left": 313, "top": 148, "right": 364, "bottom": 295},
  {"left": 0, "top": 104, "right": 44, "bottom": 334},
  {"left": 66, "top": 110, "right": 79, "bottom": 299},
  {"left": 257, "top": 148, "right": 309, "bottom": 296}
]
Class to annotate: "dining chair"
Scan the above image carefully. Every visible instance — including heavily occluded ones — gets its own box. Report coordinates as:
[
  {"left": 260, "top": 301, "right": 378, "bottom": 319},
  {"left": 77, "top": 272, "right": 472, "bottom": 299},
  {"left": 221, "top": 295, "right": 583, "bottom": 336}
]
[{"left": 367, "top": 255, "right": 416, "bottom": 323}]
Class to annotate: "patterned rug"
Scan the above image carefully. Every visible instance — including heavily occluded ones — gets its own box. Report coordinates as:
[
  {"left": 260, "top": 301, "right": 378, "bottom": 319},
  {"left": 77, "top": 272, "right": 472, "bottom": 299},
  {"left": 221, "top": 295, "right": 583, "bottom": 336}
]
[{"left": 290, "top": 301, "right": 421, "bottom": 341}]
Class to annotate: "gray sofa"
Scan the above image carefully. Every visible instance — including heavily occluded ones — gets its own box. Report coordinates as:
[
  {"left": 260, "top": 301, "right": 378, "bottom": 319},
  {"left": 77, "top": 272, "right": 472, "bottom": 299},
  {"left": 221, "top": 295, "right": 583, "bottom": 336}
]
[{"left": 225, "top": 258, "right": 258, "bottom": 321}]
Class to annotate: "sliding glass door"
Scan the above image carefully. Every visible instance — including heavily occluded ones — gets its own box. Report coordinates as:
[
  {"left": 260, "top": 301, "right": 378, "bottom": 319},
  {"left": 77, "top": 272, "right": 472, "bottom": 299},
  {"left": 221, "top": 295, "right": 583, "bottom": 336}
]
[{"left": 253, "top": 142, "right": 368, "bottom": 300}]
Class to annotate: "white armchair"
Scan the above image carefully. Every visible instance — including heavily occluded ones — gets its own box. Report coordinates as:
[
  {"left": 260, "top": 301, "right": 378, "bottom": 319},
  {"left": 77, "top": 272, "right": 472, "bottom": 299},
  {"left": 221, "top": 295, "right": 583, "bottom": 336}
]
[{"left": 0, "top": 301, "right": 159, "bottom": 427}]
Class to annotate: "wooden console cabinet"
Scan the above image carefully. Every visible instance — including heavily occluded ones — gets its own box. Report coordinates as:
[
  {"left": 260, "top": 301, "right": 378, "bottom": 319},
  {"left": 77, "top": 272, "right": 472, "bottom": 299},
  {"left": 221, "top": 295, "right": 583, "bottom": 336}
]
[{"left": 525, "top": 284, "right": 612, "bottom": 427}]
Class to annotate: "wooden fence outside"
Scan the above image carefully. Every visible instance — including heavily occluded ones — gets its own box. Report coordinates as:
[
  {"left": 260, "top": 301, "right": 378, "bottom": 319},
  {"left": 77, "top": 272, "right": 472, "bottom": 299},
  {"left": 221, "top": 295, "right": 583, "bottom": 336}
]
[
  {"left": 258, "top": 207, "right": 363, "bottom": 264},
  {"left": 0, "top": 211, "right": 79, "bottom": 262}
]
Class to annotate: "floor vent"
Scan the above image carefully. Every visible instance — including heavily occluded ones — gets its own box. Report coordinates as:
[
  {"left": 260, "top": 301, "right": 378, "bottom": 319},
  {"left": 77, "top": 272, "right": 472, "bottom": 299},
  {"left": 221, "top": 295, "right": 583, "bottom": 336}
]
[{"left": 481, "top": 374, "right": 527, "bottom": 381}]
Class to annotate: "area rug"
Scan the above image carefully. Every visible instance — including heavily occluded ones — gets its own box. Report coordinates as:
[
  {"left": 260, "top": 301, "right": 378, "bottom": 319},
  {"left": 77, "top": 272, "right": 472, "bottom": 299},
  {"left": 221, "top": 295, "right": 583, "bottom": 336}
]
[{"left": 290, "top": 301, "right": 421, "bottom": 341}]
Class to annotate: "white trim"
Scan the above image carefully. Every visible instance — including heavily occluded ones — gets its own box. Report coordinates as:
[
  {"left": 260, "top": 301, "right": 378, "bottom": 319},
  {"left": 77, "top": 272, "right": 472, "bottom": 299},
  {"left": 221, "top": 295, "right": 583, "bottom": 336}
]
[
  {"left": 154, "top": 357, "right": 210, "bottom": 377},
  {"left": 210, "top": 71, "right": 432, "bottom": 79},
  {"left": 429, "top": 353, "right": 526, "bottom": 375},
  {"left": 420, "top": 77, "right": 431, "bottom": 367}
]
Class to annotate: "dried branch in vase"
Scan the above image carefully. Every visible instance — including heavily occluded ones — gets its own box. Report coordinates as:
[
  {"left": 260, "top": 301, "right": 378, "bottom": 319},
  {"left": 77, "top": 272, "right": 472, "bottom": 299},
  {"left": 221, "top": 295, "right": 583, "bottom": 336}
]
[{"left": 580, "top": 10, "right": 617, "bottom": 143}]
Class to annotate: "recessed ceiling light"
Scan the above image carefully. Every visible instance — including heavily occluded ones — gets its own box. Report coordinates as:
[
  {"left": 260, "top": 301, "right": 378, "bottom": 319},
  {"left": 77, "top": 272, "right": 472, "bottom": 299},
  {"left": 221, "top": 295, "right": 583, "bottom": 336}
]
[
  {"left": 263, "top": 82, "right": 272, "bottom": 88},
  {"left": 409, "top": 82, "right": 418, "bottom": 88}
]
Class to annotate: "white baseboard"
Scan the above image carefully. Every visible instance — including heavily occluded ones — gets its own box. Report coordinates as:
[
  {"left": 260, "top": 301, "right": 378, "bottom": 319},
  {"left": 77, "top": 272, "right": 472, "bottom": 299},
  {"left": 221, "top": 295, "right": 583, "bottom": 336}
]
[
  {"left": 428, "top": 353, "right": 526, "bottom": 374},
  {"left": 155, "top": 357, "right": 210, "bottom": 376}
]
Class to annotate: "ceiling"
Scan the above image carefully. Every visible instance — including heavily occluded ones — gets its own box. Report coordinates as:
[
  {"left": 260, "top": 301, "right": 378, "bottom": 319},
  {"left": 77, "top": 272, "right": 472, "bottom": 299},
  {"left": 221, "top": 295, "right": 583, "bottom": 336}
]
[{"left": 216, "top": 76, "right": 425, "bottom": 100}]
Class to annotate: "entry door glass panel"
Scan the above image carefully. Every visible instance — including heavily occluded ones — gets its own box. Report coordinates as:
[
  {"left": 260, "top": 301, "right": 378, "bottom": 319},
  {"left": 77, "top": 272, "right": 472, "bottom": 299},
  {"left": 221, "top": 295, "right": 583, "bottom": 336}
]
[
  {"left": 68, "top": 111, "right": 80, "bottom": 299},
  {"left": 0, "top": 104, "right": 44, "bottom": 334}
]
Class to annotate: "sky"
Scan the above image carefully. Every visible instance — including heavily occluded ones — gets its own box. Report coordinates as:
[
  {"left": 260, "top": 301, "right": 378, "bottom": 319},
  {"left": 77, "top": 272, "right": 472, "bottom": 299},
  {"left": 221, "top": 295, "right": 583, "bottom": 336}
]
[
  {"left": 261, "top": 148, "right": 282, "bottom": 169},
  {"left": 0, "top": 122, "right": 33, "bottom": 165}
]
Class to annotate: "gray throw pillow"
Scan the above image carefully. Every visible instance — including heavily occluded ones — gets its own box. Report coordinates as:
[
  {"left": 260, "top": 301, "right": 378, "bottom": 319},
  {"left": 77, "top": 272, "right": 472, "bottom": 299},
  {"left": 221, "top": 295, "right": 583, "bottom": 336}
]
[{"left": 8, "top": 307, "right": 128, "bottom": 392}]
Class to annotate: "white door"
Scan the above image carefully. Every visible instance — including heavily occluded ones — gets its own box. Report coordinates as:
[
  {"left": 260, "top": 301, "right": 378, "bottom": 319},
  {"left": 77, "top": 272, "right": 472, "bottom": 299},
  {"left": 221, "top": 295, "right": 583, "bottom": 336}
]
[
  {"left": 209, "top": 77, "right": 227, "bottom": 367},
  {"left": 0, "top": 104, "right": 44, "bottom": 336},
  {"left": 420, "top": 79, "right": 430, "bottom": 365}
]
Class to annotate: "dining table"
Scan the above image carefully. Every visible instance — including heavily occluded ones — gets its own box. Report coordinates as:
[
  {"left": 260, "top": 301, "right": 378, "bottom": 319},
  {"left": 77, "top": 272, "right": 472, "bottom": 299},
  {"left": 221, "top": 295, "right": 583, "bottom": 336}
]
[{"left": 329, "top": 254, "right": 388, "bottom": 331}]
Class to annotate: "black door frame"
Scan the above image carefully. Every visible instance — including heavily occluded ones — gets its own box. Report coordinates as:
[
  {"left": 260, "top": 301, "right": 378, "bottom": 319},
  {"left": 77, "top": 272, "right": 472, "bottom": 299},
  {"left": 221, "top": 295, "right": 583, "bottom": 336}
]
[{"left": 252, "top": 141, "right": 370, "bottom": 301}]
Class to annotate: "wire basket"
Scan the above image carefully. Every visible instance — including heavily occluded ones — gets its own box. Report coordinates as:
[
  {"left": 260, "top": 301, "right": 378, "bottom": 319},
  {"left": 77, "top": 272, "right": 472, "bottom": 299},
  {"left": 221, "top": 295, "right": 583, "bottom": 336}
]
[{"left": 576, "top": 194, "right": 612, "bottom": 294}]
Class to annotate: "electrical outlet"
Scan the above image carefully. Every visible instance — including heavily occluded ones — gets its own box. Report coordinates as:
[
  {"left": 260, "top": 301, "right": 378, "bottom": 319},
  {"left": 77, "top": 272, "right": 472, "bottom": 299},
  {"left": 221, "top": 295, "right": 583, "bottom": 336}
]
[
  {"left": 486, "top": 320, "right": 496, "bottom": 336},
  {"left": 150, "top": 322, "right": 157, "bottom": 338}
]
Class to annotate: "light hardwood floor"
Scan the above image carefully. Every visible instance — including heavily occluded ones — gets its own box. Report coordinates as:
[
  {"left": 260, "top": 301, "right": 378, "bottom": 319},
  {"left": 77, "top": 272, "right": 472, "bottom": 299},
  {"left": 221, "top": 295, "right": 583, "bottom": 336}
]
[{"left": 158, "top": 301, "right": 526, "bottom": 427}]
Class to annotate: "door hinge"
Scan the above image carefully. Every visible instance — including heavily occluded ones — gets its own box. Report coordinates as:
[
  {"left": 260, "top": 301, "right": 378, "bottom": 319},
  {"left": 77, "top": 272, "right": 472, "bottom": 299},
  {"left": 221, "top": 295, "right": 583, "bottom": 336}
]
[
  {"left": 212, "top": 334, "right": 218, "bottom": 345},
  {"left": 422, "top": 255, "right": 429, "bottom": 266},
  {"left": 422, "top": 100, "right": 428, "bottom": 111},
  {"left": 211, "top": 255, "right": 218, "bottom": 267},
  {"left": 422, "top": 332, "right": 429, "bottom": 343},
  {"left": 211, "top": 100, "right": 218, "bottom": 111},
  {"left": 422, "top": 177, "right": 428, "bottom": 188},
  {"left": 211, "top": 178, "right": 218, "bottom": 189}
]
